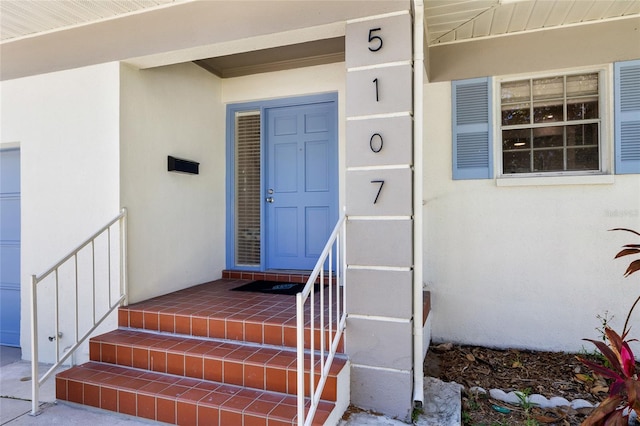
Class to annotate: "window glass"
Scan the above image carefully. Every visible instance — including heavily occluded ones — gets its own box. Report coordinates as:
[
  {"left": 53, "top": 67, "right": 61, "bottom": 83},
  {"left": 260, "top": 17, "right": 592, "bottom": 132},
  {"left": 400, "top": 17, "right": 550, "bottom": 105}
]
[
  {"left": 533, "top": 126, "right": 564, "bottom": 148},
  {"left": 500, "top": 72, "right": 600, "bottom": 175},
  {"left": 501, "top": 80, "right": 530, "bottom": 125},
  {"left": 502, "top": 129, "right": 530, "bottom": 150},
  {"left": 503, "top": 151, "right": 530, "bottom": 174},
  {"left": 533, "top": 101, "right": 563, "bottom": 123},
  {"left": 533, "top": 77, "right": 563, "bottom": 101}
]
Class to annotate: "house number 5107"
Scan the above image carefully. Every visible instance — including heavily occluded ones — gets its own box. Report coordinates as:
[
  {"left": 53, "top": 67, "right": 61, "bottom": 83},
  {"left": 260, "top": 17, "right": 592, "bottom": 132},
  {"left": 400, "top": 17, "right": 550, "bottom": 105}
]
[{"left": 368, "top": 26, "right": 385, "bottom": 205}]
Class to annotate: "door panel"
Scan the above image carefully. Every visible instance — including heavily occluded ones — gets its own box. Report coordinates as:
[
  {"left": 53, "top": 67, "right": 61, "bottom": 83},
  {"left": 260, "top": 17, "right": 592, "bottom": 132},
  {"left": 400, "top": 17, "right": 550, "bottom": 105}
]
[
  {"left": 274, "top": 207, "right": 298, "bottom": 258},
  {"left": 274, "top": 142, "right": 298, "bottom": 193},
  {"left": 266, "top": 102, "right": 337, "bottom": 270},
  {"left": 305, "top": 206, "right": 330, "bottom": 258},
  {"left": 0, "top": 149, "right": 21, "bottom": 347},
  {"left": 305, "top": 140, "right": 330, "bottom": 192}
]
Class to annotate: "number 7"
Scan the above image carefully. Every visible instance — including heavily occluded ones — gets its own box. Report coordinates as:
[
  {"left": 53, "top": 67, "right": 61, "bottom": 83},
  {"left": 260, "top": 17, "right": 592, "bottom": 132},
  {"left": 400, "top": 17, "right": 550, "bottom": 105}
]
[{"left": 371, "top": 180, "right": 384, "bottom": 204}]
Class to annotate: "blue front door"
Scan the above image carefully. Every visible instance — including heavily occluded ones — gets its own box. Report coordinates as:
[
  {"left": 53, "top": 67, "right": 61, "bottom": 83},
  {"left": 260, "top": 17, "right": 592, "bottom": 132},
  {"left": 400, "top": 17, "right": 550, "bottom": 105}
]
[
  {"left": 0, "top": 148, "right": 21, "bottom": 347},
  {"left": 264, "top": 102, "right": 337, "bottom": 270}
]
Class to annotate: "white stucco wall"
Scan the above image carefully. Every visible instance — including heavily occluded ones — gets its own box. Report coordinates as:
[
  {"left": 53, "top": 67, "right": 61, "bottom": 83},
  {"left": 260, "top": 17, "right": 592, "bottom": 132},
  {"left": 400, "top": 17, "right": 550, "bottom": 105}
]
[
  {"left": 120, "top": 62, "right": 225, "bottom": 304},
  {"left": 1, "top": 63, "right": 121, "bottom": 362},
  {"left": 423, "top": 79, "right": 640, "bottom": 354}
]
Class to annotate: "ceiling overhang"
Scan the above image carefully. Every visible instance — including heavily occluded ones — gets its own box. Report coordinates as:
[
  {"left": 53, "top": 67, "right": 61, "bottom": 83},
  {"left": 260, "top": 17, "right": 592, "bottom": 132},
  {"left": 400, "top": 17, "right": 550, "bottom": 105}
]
[
  {"left": 1, "top": 0, "right": 639, "bottom": 82},
  {"left": 0, "top": 0, "right": 408, "bottom": 81},
  {"left": 194, "top": 37, "right": 345, "bottom": 79}
]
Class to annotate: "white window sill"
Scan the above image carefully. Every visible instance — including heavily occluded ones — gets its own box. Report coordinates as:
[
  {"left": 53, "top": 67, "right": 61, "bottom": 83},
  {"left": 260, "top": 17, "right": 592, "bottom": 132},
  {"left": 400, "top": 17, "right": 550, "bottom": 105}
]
[{"left": 496, "top": 174, "right": 615, "bottom": 187}]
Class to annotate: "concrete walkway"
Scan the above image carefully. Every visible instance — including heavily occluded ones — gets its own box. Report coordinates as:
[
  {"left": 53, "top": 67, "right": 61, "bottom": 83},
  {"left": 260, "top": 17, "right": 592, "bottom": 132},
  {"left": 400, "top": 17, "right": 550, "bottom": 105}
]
[
  {"left": 0, "top": 346, "right": 148, "bottom": 426},
  {"left": 1, "top": 346, "right": 461, "bottom": 425}
]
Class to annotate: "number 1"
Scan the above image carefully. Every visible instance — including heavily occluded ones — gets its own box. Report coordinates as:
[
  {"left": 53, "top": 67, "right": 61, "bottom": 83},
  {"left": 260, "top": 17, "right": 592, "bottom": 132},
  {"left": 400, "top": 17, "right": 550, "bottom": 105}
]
[{"left": 373, "top": 78, "right": 379, "bottom": 102}]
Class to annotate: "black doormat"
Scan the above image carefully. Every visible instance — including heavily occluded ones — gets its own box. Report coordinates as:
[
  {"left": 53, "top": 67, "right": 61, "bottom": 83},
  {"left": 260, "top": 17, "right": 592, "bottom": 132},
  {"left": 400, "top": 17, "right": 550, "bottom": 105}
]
[{"left": 231, "top": 280, "right": 317, "bottom": 296}]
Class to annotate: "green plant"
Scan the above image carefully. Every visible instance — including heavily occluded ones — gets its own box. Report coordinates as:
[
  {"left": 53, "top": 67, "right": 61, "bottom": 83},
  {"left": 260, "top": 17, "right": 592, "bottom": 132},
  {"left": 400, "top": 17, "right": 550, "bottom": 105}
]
[
  {"left": 411, "top": 406, "right": 423, "bottom": 423},
  {"left": 515, "top": 387, "right": 534, "bottom": 412},
  {"left": 461, "top": 410, "right": 472, "bottom": 425},
  {"left": 467, "top": 393, "right": 481, "bottom": 411},
  {"left": 579, "top": 345, "right": 606, "bottom": 365},
  {"left": 596, "top": 310, "right": 615, "bottom": 342},
  {"left": 577, "top": 228, "right": 640, "bottom": 425},
  {"left": 515, "top": 388, "right": 540, "bottom": 425}
]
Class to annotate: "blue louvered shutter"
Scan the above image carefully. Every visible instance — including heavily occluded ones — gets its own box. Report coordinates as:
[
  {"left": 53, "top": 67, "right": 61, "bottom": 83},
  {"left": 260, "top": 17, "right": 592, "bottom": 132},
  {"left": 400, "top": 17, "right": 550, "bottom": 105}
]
[
  {"left": 614, "top": 60, "right": 640, "bottom": 174},
  {"left": 452, "top": 78, "right": 493, "bottom": 180}
]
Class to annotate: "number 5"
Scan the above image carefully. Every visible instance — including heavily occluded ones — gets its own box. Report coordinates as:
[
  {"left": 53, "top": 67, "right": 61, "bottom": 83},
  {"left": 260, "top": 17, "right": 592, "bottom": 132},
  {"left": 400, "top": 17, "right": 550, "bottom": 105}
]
[{"left": 368, "top": 28, "right": 383, "bottom": 52}]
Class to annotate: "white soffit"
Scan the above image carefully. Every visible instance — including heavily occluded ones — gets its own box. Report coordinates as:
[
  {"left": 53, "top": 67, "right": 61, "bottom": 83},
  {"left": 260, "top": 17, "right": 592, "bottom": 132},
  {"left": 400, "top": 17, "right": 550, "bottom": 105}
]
[
  {"left": 426, "top": 0, "right": 640, "bottom": 45},
  {"left": 3, "top": 1, "right": 639, "bottom": 45},
  {"left": 0, "top": 0, "right": 187, "bottom": 42}
]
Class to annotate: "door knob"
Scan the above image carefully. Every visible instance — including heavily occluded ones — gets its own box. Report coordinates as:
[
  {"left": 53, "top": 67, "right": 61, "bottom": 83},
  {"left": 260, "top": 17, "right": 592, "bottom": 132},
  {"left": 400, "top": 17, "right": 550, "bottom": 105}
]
[{"left": 266, "top": 197, "right": 274, "bottom": 203}]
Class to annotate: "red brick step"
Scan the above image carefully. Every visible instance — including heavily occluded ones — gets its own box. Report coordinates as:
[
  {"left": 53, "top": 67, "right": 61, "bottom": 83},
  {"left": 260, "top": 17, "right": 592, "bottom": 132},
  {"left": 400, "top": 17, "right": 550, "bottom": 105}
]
[
  {"left": 56, "top": 362, "right": 333, "bottom": 426},
  {"left": 89, "top": 329, "right": 345, "bottom": 401}
]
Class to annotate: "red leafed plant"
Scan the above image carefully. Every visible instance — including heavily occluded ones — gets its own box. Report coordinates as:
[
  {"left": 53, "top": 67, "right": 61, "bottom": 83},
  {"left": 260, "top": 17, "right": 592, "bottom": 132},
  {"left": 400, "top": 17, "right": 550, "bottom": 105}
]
[{"left": 578, "top": 228, "right": 640, "bottom": 426}]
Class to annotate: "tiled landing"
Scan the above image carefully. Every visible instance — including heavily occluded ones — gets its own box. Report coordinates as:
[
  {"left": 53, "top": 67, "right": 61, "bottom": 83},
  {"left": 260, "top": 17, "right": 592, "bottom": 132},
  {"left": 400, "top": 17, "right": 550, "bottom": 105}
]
[
  {"left": 56, "top": 275, "right": 349, "bottom": 425},
  {"left": 117, "top": 277, "right": 344, "bottom": 352}
]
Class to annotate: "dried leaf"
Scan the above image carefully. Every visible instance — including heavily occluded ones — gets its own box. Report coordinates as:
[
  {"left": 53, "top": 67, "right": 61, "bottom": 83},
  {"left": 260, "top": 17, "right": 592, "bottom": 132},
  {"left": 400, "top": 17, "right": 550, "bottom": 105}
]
[
  {"left": 533, "top": 414, "right": 561, "bottom": 423},
  {"left": 466, "top": 353, "right": 476, "bottom": 362},
  {"left": 581, "top": 395, "right": 623, "bottom": 426},
  {"left": 590, "top": 385, "right": 609, "bottom": 394},
  {"left": 575, "top": 373, "right": 592, "bottom": 383},
  {"left": 433, "top": 342, "right": 453, "bottom": 352}
]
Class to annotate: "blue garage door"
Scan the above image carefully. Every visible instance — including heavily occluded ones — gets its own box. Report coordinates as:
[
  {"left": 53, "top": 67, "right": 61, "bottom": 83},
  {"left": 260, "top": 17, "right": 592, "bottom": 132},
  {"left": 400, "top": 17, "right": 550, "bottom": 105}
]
[{"left": 0, "top": 148, "right": 20, "bottom": 347}]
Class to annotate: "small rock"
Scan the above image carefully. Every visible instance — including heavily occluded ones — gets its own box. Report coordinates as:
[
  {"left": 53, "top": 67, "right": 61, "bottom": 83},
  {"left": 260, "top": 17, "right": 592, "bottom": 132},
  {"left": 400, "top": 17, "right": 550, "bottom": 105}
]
[
  {"left": 549, "top": 396, "right": 571, "bottom": 407},
  {"left": 502, "top": 391, "right": 523, "bottom": 405},
  {"left": 469, "top": 386, "right": 486, "bottom": 396},
  {"left": 528, "top": 394, "right": 551, "bottom": 408},
  {"left": 570, "top": 399, "right": 594, "bottom": 410},
  {"left": 489, "top": 389, "right": 507, "bottom": 401}
]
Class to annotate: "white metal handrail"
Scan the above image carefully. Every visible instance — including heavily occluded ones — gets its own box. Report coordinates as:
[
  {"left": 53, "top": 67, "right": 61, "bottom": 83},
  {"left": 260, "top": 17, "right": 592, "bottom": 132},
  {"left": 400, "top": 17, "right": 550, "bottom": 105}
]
[
  {"left": 296, "top": 212, "right": 347, "bottom": 426},
  {"left": 30, "top": 208, "right": 128, "bottom": 416}
]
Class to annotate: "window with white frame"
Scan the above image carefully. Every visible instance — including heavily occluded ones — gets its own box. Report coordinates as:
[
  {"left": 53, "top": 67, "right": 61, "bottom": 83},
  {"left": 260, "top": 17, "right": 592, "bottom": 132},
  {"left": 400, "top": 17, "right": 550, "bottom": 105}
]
[{"left": 500, "top": 71, "right": 602, "bottom": 175}]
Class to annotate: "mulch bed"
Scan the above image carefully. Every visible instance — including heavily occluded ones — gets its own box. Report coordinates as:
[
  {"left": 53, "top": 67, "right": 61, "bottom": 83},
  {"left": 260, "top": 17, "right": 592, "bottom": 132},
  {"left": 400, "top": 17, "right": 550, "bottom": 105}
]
[{"left": 424, "top": 343, "right": 616, "bottom": 425}]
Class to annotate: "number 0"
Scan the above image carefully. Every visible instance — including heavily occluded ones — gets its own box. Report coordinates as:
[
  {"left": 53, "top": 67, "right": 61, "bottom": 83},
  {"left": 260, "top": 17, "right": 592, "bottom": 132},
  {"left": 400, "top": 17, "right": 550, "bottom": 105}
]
[
  {"left": 370, "top": 133, "right": 383, "bottom": 153},
  {"left": 368, "top": 28, "right": 383, "bottom": 52}
]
